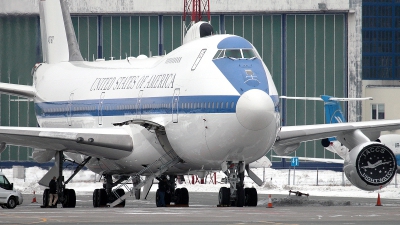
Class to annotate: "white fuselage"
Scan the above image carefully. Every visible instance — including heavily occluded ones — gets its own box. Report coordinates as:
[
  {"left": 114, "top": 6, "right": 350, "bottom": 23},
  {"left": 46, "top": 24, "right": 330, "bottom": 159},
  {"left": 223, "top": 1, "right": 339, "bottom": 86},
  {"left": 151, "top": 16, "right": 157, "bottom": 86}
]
[{"left": 33, "top": 34, "right": 280, "bottom": 175}]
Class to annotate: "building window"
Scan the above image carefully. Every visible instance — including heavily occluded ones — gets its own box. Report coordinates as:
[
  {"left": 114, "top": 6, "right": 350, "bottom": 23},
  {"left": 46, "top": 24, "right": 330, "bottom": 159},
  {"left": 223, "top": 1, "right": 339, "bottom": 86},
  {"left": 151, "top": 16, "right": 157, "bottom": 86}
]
[{"left": 372, "top": 104, "right": 385, "bottom": 120}]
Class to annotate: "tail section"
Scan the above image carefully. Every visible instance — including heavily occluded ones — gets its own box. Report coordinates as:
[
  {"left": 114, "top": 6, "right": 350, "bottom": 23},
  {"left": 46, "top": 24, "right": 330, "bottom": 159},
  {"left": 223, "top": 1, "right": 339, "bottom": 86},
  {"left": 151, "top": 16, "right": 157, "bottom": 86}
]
[
  {"left": 321, "top": 95, "right": 346, "bottom": 124},
  {"left": 39, "top": 0, "right": 83, "bottom": 63}
]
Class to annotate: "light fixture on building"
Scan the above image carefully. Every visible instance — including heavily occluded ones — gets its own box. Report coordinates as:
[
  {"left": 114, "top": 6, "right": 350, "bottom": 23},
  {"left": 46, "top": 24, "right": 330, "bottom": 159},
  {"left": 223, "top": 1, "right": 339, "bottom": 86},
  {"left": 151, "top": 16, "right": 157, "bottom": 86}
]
[{"left": 318, "top": 3, "right": 327, "bottom": 11}]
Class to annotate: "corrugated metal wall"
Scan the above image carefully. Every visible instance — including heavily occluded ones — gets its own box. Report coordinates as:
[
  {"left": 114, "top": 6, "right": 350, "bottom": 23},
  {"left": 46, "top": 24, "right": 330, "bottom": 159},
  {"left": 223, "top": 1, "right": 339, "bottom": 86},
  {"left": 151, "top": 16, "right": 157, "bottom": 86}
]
[
  {"left": 0, "top": 13, "right": 346, "bottom": 161},
  {"left": 0, "top": 16, "right": 39, "bottom": 161}
]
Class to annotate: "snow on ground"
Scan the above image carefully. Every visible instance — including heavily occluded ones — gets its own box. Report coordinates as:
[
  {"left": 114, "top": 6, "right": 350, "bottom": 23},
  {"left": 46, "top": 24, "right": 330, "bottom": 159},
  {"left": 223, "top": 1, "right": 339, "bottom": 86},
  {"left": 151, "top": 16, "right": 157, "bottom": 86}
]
[{"left": 2, "top": 167, "right": 400, "bottom": 200}]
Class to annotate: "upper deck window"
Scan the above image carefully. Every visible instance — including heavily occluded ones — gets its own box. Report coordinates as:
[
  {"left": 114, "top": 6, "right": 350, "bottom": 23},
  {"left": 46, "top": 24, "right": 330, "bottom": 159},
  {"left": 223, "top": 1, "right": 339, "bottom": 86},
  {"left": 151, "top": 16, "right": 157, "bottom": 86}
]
[{"left": 213, "top": 49, "right": 257, "bottom": 60}]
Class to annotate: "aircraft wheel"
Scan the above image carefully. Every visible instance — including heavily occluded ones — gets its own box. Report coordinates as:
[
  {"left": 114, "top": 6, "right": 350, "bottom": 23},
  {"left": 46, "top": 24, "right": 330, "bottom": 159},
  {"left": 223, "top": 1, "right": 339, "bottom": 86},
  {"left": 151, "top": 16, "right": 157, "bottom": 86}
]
[
  {"left": 114, "top": 189, "right": 125, "bottom": 207},
  {"left": 155, "top": 189, "right": 161, "bottom": 207},
  {"left": 218, "top": 187, "right": 230, "bottom": 206},
  {"left": 174, "top": 188, "right": 181, "bottom": 204},
  {"left": 62, "top": 189, "right": 76, "bottom": 208},
  {"left": 236, "top": 186, "right": 245, "bottom": 207},
  {"left": 245, "top": 187, "right": 258, "bottom": 206},
  {"left": 43, "top": 189, "right": 49, "bottom": 207},
  {"left": 165, "top": 191, "right": 171, "bottom": 206},
  {"left": 92, "top": 189, "right": 99, "bottom": 207},
  {"left": 98, "top": 189, "right": 107, "bottom": 206},
  {"left": 180, "top": 188, "right": 189, "bottom": 205},
  {"left": 6, "top": 197, "right": 17, "bottom": 209}
]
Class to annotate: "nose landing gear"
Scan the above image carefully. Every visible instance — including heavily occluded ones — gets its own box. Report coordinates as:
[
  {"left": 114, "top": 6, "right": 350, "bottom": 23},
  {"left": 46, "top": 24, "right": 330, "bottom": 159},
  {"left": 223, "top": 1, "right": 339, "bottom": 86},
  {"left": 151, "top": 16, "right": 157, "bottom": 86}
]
[{"left": 219, "top": 161, "right": 258, "bottom": 207}]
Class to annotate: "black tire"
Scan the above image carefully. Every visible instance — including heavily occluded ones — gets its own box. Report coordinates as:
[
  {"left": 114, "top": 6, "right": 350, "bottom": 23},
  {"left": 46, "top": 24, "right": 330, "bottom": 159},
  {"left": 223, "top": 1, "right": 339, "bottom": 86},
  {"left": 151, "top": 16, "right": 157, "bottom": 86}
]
[
  {"left": 62, "top": 189, "right": 76, "bottom": 208},
  {"left": 92, "top": 189, "right": 99, "bottom": 207},
  {"left": 180, "top": 188, "right": 189, "bottom": 205},
  {"left": 6, "top": 197, "right": 17, "bottom": 209},
  {"left": 165, "top": 192, "right": 171, "bottom": 206},
  {"left": 98, "top": 189, "right": 107, "bottom": 206},
  {"left": 245, "top": 188, "right": 257, "bottom": 206},
  {"left": 174, "top": 188, "right": 181, "bottom": 204},
  {"left": 218, "top": 187, "right": 230, "bottom": 206},
  {"left": 1, "top": 205, "right": 7, "bottom": 209},
  {"left": 43, "top": 189, "right": 50, "bottom": 207},
  {"left": 114, "top": 189, "right": 126, "bottom": 207},
  {"left": 155, "top": 189, "right": 161, "bottom": 207},
  {"left": 62, "top": 189, "right": 69, "bottom": 208},
  {"left": 236, "top": 186, "right": 245, "bottom": 207},
  {"left": 68, "top": 189, "right": 76, "bottom": 208},
  {"left": 244, "top": 188, "right": 250, "bottom": 206}
]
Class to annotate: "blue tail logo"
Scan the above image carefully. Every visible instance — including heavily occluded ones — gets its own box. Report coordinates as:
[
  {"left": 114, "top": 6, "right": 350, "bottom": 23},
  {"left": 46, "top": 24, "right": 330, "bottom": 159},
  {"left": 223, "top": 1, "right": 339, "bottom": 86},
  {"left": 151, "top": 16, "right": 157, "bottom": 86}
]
[{"left": 321, "top": 95, "right": 346, "bottom": 124}]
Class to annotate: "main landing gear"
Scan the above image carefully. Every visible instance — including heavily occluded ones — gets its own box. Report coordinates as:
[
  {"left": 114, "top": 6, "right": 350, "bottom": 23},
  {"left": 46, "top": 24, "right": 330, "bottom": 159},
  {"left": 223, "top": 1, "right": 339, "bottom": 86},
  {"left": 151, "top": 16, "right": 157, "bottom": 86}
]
[
  {"left": 155, "top": 175, "right": 189, "bottom": 207},
  {"left": 43, "top": 152, "right": 91, "bottom": 208},
  {"left": 93, "top": 174, "right": 128, "bottom": 207},
  {"left": 219, "top": 161, "right": 258, "bottom": 207}
]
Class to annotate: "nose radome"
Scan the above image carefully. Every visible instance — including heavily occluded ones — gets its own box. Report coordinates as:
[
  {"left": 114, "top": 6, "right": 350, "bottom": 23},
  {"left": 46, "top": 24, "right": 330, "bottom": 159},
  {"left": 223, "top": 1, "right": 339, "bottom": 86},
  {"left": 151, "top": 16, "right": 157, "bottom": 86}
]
[{"left": 236, "top": 89, "right": 275, "bottom": 131}]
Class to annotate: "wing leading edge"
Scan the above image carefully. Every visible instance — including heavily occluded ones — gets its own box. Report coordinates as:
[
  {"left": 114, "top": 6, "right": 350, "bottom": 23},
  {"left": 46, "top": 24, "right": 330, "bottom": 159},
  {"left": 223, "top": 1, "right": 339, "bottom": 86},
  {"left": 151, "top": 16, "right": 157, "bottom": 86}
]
[
  {"left": 0, "top": 126, "right": 133, "bottom": 160},
  {"left": 274, "top": 119, "right": 400, "bottom": 155}
]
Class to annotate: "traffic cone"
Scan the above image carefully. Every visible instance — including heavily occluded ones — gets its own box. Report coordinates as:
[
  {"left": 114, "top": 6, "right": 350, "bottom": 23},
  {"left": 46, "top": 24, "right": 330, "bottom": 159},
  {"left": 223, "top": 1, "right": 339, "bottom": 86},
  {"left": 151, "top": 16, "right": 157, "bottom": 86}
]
[
  {"left": 266, "top": 194, "right": 274, "bottom": 208},
  {"left": 375, "top": 193, "right": 382, "bottom": 206},
  {"left": 31, "top": 191, "right": 38, "bottom": 203}
]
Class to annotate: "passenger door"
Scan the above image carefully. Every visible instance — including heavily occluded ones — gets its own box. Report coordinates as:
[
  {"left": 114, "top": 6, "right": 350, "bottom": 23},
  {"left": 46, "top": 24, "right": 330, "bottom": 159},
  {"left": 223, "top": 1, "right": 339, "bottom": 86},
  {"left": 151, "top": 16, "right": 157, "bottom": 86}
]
[{"left": 172, "top": 88, "right": 180, "bottom": 123}]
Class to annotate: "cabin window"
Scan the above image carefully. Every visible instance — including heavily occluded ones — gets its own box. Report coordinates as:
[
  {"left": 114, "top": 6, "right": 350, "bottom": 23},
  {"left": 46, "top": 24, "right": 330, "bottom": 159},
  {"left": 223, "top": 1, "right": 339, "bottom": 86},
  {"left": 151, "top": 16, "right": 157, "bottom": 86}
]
[{"left": 372, "top": 104, "right": 385, "bottom": 120}]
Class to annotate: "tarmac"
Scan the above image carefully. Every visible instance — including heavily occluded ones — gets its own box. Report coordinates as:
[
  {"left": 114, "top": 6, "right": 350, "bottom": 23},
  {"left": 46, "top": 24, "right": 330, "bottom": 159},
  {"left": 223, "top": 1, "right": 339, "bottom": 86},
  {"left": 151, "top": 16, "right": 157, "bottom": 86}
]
[{"left": 1, "top": 192, "right": 400, "bottom": 225}]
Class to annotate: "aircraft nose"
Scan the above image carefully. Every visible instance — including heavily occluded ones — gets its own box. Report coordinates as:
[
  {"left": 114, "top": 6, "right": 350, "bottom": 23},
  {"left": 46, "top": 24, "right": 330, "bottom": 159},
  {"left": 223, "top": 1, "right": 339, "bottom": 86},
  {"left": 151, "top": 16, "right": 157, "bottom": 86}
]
[{"left": 236, "top": 89, "right": 275, "bottom": 131}]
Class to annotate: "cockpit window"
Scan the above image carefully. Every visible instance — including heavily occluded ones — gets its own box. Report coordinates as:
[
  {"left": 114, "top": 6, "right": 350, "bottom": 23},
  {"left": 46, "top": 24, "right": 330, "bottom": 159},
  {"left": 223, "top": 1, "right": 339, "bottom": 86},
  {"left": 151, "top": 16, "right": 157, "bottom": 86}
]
[
  {"left": 224, "top": 49, "right": 242, "bottom": 58},
  {"left": 213, "top": 50, "right": 223, "bottom": 59},
  {"left": 242, "top": 49, "right": 256, "bottom": 59},
  {"left": 213, "top": 49, "right": 257, "bottom": 60}
]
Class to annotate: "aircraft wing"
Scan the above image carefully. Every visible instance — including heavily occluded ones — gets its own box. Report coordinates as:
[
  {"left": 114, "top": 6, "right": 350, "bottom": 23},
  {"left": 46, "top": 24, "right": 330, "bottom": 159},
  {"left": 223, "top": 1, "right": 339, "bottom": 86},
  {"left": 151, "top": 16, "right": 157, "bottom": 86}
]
[
  {"left": 272, "top": 156, "right": 344, "bottom": 164},
  {"left": 0, "top": 83, "right": 36, "bottom": 98},
  {"left": 274, "top": 119, "right": 400, "bottom": 155},
  {"left": 0, "top": 126, "right": 133, "bottom": 160}
]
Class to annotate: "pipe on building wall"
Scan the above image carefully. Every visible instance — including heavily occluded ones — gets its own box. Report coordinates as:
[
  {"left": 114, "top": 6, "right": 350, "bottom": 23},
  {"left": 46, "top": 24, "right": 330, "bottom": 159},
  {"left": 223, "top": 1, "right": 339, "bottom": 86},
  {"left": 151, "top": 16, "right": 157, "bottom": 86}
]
[{"left": 347, "top": 0, "right": 362, "bottom": 122}]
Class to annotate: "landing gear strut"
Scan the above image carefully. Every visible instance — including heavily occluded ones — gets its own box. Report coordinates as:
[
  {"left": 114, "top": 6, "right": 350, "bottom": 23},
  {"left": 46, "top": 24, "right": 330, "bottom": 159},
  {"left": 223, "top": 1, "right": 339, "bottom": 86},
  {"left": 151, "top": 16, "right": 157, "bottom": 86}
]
[
  {"left": 219, "top": 161, "right": 257, "bottom": 207},
  {"left": 155, "top": 175, "right": 189, "bottom": 207},
  {"left": 92, "top": 174, "right": 128, "bottom": 207},
  {"left": 43, "top": 152, "right": 90, "bottom": 208}
]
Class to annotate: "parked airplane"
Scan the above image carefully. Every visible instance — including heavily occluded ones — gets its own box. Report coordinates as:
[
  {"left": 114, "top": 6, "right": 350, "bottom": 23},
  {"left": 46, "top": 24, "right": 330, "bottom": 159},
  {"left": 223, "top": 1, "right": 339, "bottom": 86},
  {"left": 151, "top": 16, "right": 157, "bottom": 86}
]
[
  {"left": 279, "top": 95, "right": 400, "bottom": 187},
  {"left": 0, "top": 0, "right": 399, "bottom": 208}
]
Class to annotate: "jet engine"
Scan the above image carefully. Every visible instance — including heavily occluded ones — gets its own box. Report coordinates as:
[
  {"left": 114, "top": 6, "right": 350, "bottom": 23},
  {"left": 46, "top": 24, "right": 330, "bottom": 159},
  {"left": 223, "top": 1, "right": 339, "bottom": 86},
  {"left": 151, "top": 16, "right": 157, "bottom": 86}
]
[{"left": 343, "top": 142, "right": 397, "bottom": 191}]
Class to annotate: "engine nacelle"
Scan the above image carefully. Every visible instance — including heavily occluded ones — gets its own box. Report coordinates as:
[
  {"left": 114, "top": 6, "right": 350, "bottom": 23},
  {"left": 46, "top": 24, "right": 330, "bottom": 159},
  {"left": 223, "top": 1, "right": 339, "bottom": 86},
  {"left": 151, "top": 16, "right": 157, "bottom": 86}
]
[{"left": 343, "top": 142, "right": 397, "bottom": 191}]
